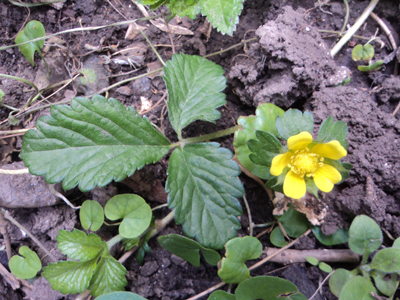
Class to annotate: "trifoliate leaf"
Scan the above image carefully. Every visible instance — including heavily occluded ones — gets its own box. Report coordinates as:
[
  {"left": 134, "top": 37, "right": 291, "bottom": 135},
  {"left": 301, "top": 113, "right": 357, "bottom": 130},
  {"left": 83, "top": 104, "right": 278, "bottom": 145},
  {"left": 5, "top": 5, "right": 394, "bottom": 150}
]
[
  {"left": 9, "top": 246, "right": 42, "bottom": 279},
  {"left": 158, "top": 234, "right": 221, "bottom": 267},
  {"left": 42, "top": 259, "right": 98, "bottom": 295},
  {"left": 218, "top": 236, "right": 262, "bottom": 284},
  {"left": 233, "top": 103, "right": 284, "bottom": 179},
  {"left": 20, "top": 95, "right": 171, "bottom": 191},
  {"left": 166, "top": 143, "right": 244, "bottom": 249},
  {"left": 317, "top": 116, "right": 348, "bottom": 149},
  {"left": 15, "top": 20, "right": 45, "bottom": 66},
  {"left": 88, "top": 253, "right": 127, "bottom": 297},
  {"left": 199, "top": 0, "right": 244, "bottom": 35},
  {"left": 57, "top": 229, "right": 107, "bottom": 261},
  {"left": 163, "top": 54, "right": 226, "bottom": 138},
  {"left": 167, "top": 0, "right": 201, "bottom": 19},
  {"left": 80, "top": 200, "right": 104, "bottom": 231},
  {"left": 276, "top": 109, "right": 314, "bottom": 140},
  {"left": 348, "top": 215, "right": 382, "bottom": 256}
]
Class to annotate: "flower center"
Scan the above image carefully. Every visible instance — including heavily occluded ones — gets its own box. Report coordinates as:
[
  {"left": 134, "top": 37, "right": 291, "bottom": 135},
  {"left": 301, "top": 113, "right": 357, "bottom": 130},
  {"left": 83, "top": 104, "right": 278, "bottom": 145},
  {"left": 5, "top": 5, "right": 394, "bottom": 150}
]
[{"left": 288, "top": 148, "right": 324, "bottom": 177}]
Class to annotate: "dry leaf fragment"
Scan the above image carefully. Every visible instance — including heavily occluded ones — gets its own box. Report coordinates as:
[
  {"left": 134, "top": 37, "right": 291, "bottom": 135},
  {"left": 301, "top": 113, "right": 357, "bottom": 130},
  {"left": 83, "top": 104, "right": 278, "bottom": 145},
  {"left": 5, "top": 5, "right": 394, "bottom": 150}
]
[{"left": 125, "top": 23, "right": 148, "bottom": 40}]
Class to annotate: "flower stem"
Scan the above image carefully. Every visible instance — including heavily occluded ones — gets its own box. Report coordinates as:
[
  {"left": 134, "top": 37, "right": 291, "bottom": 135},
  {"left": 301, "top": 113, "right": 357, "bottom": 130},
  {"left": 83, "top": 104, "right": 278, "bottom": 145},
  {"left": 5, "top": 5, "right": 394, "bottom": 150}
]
[{"left": 177, "top": 124, "right": 242, "bottom": 146}]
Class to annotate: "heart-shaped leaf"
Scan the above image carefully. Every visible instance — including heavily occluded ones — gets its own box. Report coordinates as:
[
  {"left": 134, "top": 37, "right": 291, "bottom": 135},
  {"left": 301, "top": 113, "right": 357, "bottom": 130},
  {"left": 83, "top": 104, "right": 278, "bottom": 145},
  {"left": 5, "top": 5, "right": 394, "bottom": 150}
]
[
  {"left": 15, "top": 20, "right": 45, "bottom": 66},
  {"left": 163, "top": 53, "right": 226, "bottom": 138},
  {"left": 20, "top": 95, "right": 171, "bottom": 191},
  {"left": 105, "top": 194, "right": 152, "bottom": 239},
  {"left": 158, "top": 234, "right": 220, "bottom": 267},
  {"left": 167, "top": 143, "right": 244, "bottom": 249},
  {"left": 80, "top": 200, "right": 104, "bottom": 231},
  {"left": 218, "top": 236, "right": 262, "bottom": 283},
  {"left": 9, "top": 246, "right": 42, "bottom": 279}
]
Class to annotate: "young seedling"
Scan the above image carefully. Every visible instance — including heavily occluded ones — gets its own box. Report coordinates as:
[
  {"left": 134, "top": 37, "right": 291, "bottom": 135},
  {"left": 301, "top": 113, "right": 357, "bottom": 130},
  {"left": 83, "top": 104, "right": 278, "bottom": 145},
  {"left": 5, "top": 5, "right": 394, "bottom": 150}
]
[
  {"left": 306, "top": 256, "right": 333, "bottom": 273},
  {"left": 329, "top": 215, "right": 400, "bottom": 300},
  {"left": 9, "top": 246, "right": 42, "bottom": 279},
  {"left": 352, "top": 42, "right": 383, "bottom": 72}
]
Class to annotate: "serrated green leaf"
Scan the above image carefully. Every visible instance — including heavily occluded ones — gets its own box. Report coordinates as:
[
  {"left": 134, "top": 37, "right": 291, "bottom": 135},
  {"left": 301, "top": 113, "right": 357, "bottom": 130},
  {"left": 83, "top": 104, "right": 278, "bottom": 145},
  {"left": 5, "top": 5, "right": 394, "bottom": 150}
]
[
  {"left": 42, "top": 259, "right": 98, "bottom": 295},
  {"left": 270, "top": 227, "right": 289, "bottom": 248},
  {"left": 96, "top": 292, "right": 148, "bottom": 300},
  {"left": 218, "top": 236, "right": 262, "bottom": 284},
  {"left": 57, "top": 229, "right": 107, "bottom": 261},
  {"left": 276, "top": 109, "right": 314, "bottom": 140},
  {"left": 233, "top": 103, "right": 284, "bottom": 179},
  {"left": 15, "top": 20, "right": 45, "bottom": 66},
  {"left": 158, "top": 234, "right": 220, "bottom": 267},
  {"left": 235, "top": 276, "right": 303, "bottom": 300},
  {"left": 339, "top": 276, "right": 376, "bottom": 300},
  {"left": 370, "top": 248, "right": 400, "bottom": 273},
  {"left": 88, "top": 253, "right": 127, "bottom": 297},
  {"left": 166, "top": 143, "right": 244, "bottom": 249},
  {"left": 20, "top": 95, "right": 171, "bottom": 191},
  {"left": 317, "top": 116, "right": 348, "bottom": 149},
  {"left": 164, "top": 53, "right": 226, "bottom": 137},
  {"left": 105, "top": 194, "right": 152, "bottom": 238},
  {"left": 9, "top": 246, "right": 42, "bottom": 279},
  {"left": 80, "top": 200, "right": 104, "bottom": 231},
  {"left": 275, "top": 205, "right": 310, "bottom": 238},
  {"left": 348, "top": 215, "right": 382, "bottom": 256},
  {"left": 311, "top": 226, "right": 349, "bottom": 246},
  {"left": 208, "top": 290, "right": 236, "bottom": 300},
  {"left": 248, "top": 130, "right": 282, "bottom": 167},
  {"left": 329, "top": 268, "right": 355, "bottom": 297},
  {"left": 167, "top": 0, "right": 201, "bottom": 18},
  {"left": 370, "top": 270, "right": 398, "bottom": 296},
  {"left": 199, "top": 0, "right": 244, "bottom": 35}
]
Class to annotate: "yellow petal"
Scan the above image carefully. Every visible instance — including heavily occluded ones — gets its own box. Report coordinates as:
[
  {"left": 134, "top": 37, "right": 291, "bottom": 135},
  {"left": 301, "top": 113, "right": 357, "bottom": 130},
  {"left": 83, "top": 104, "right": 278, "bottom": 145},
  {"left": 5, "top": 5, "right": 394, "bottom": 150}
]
[
  {"left": 313, "top": 164, "right": 342, "bottom": 192},
  {"left": 311, "top": 140, "right": 347, "bottom": 160},
  {"left": 283, "top": 170, "right": 306, "bottom": 199},
  {"left": 287, "top": 131, "right": 313, "bottom": 151},
  {"left": 270, "top": 152, "right": 292, "bottom": 176}
]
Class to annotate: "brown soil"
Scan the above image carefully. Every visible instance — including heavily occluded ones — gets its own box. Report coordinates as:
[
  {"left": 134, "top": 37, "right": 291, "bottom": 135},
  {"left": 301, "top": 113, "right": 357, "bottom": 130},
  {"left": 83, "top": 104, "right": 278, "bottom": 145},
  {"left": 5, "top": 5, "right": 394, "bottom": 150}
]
[{"left": 0, "top": 0, "right": 400, "bottom": 299}]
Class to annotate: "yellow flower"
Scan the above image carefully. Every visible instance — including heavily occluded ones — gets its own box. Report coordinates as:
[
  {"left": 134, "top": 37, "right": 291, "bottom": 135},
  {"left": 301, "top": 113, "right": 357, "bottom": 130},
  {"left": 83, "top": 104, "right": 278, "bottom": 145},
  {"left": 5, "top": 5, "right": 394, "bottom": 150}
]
[{"left": 270, "top": 131, "right": 347, "bottom": 199}]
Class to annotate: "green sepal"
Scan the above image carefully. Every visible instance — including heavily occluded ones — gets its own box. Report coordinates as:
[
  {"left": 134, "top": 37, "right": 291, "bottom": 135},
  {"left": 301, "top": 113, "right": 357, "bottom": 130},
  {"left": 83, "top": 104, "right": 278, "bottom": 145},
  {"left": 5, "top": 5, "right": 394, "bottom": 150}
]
[
  {"left": 317, "top": 116, "right": 348, "bottom": 149},
  {"left": 265, "top": 167, "right": 288, "bottom": 193},
  {"left": 158, "top": 234, "right": 221, "bottom": 267},
  {"left": 275, "top": 109, "right": 314, "bottom": 140}
]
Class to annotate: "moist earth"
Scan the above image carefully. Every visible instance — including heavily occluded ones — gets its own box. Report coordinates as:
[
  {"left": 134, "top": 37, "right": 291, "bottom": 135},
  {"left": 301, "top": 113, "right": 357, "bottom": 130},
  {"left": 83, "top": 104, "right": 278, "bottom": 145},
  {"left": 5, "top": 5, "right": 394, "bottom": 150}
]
[{"left": 0, "top": 0, "right": 399, "bottom": 299}]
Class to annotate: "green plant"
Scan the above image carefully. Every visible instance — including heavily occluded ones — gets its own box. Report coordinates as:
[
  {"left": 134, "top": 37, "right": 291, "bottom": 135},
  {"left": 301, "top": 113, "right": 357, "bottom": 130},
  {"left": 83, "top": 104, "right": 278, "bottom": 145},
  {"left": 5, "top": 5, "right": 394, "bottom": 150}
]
[
  {"left": 352, "top": 42, "right": 383, "bottom": 72},
  {"left": 136, "top": 0, "right": 244, "bottom": 35},
  {"left": 329, "top": 215, "right": 400, "bottom": 300},
  {"left": 9, "top": 246, "right": 42, "bottom": 279},
  {"left": 15, "top": 20, "right": 46, "bottom": 67}
]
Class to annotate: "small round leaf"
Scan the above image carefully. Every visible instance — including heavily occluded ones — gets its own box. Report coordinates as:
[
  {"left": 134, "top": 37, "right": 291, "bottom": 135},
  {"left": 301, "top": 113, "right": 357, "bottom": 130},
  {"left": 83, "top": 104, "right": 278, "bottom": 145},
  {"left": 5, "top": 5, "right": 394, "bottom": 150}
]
[
  {"left": 306, "top": 256, "right": 319, "bottom": 266},
  {"left": 270, "top": 227, "right": 289, "bottom": 248},
  {"left": 9, "top": 246, "right": 42, "bottom": 279},
  {"left": 79, "top": 200, "right": 104, "bottom": 231},
  {"left": 319, "top": 262, "right": 333, "bottom": 273},
  {"left": 348, "top": 215, "right": 382, "bottom": 255}
]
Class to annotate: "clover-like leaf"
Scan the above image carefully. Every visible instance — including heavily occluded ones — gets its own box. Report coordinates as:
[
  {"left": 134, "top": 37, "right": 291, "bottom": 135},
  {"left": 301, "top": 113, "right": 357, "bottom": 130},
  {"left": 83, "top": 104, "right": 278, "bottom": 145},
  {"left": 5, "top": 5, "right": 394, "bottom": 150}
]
[
  {"left": 275, "top": 109, "right": 314, "bottom": 140},
  {"left": 166, "top": 143, "right": 244, "bottom": 249},
  {"left": 105, "top": 194, "right": 152, "bottom": 239},
  {"left": 339, "top": 276, "right": 377, "bottom": 300},
  {"left": 317, "top": 116, "right": 348, "bottom": 149},
  {"left": 158, "top": 234, "right": 221, "bottom": 267},
  {"left": 311, "top": 226, "right": 349, "bottom": 246},
  {"left": 9, "top": 246, "right": 42, "bottom": 279},
  {"left": 348, "top": 215, "right": 382, "bottom": 256},
  {"left": 42, "top": 259, "right": 98, "bottom": 295},
  {"left": 96, "top": 292, "right": 148, "bottom": 300},
  {"left": 234, "top": 276, "right": 306, "bottom": 300},
  {"left": 329, "top": 268, "right": 355, "bottom": 298},
  {"left": 199, "top": 0, "right": 244, "bottom": 35},
  {"left": 163, "top": 53, "right": 226, "bottom": 138},
  {"left": 88, "top": 253, "right": 127, "bottom": 297},
  {"left": 218, "top": 236, "right": 262, "bottom": 284},
  {"left": 57, "top": 229, "right": 107, "bottom": 261},
  {"left": 233, "top": 103, "right": 284, "bottom": 179},
  {"left": 20, "top": 95, "right": 171, "bottom": 191},
  {"left": 15, "top": 20, "right": 45, "bottom": 66},
  {"left": 80, "top": 200, "right": 104, "bottom": 231},
  {"left": 370, "top": 248, "right": 400, "bottom": 273},
  {"left": 208, "top": 290, "right": 236, "bottom": 300}
]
